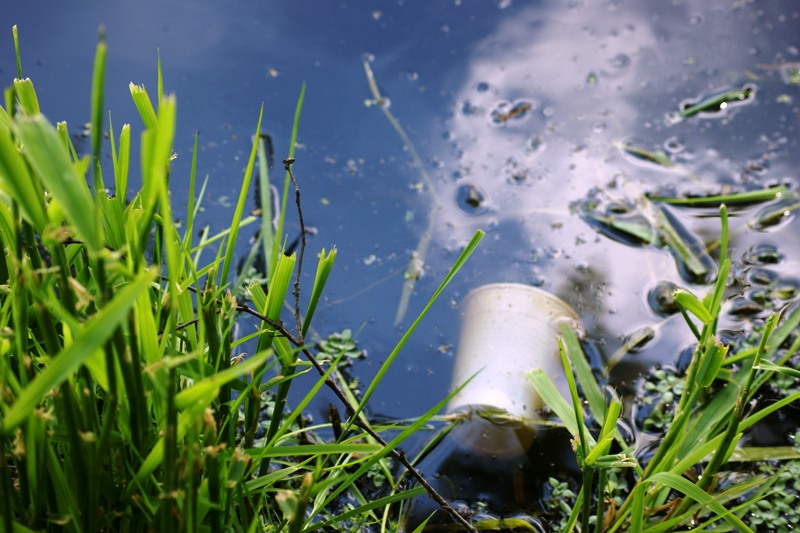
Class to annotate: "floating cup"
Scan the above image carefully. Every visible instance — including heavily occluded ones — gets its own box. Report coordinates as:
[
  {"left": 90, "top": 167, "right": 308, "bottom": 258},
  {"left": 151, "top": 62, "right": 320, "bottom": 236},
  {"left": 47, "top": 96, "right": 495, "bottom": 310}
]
[{"left": 447, "top": 283, "right": 582, "bottom": 455}]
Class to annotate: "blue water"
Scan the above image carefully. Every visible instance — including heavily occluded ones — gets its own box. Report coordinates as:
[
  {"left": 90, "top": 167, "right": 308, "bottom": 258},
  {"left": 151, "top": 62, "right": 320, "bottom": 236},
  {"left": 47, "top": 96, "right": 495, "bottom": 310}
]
[{"left": 5, "top": 1, "right": 800, "bottom": 522}]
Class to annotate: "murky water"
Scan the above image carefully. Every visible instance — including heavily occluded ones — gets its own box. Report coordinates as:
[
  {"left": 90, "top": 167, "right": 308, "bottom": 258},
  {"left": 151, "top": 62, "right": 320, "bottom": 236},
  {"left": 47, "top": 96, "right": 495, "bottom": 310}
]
[{"left": 6, "top": 0, "right": 800, "bottom": 527}]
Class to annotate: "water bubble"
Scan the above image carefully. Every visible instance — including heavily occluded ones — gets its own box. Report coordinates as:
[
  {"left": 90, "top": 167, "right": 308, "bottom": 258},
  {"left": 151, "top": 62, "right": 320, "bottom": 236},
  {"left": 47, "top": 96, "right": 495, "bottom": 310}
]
[
  {"left": 689, "top": 14, "right": 703, "bottom": 26},
  {"left": 476, "top": 81, "right": 490, "bottom": 92},
  {"left": 527, "top": 135, "right": 545, "bottom": 155},
  {"left": 747, "top": 267, "right": 778, "bottom": 286},
  {"left": 610, "top": 53, "right": 631, "bottom": 69},
  {"left": 647, "top": 281, "right": 680, "bottom": 316},
  {"left": 663, "top": 136, "right": 685, "bottom": 153},
  {"left": 456, "top": 184, "right": 490, "bottom": 215},
  {"left": 462, "top": 100, "right": 481, "bottom": 116},
  {"left": 728, "top": 297, "right": 766, "bottom": 317},
  {"left": 743, "top": 244, "right": 783, "bottom": 265},
  {"left": 773, "top": 280, "right": 800, "bottom": 300}
]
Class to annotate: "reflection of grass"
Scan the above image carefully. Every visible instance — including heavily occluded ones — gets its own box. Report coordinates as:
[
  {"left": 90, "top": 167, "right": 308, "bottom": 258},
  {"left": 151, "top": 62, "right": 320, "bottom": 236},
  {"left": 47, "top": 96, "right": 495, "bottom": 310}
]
[
  {"left": 363, "top": 58, "right": 442, "bottom": 325},
  {"left": 530, "top": 205, "right": 800, "bottom": 532}
]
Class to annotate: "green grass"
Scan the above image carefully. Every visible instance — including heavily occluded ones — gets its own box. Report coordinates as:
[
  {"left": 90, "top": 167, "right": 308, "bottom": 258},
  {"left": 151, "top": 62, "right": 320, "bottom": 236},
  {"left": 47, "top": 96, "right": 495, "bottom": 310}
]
[
  {"left": 530, "top": 204, "right": 800, "bottom": 532},
  {"left": 0, "top": 27, "right": 484, "bottom": 532}
]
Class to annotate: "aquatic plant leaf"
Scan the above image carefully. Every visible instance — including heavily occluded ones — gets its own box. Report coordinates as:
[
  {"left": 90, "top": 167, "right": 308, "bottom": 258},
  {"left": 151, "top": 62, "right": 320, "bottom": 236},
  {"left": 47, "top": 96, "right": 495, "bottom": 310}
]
[
  {"left": 653, "top": 203, "right": 716, "bottom": 284},
  {"left": 621, "top": 143, "right": 673, "bottom": 167},
  {"left": 748, "top": 193, "right": 800, "bottom": 231},
  {"left": 648, "top": 185, "right": 787, "bottom": 206},
  {"left": 677, "top": 85, "right": 756, "bottom": 119},
  {"left": 582, "top": 211, "right": 655, "bottom": 247}
]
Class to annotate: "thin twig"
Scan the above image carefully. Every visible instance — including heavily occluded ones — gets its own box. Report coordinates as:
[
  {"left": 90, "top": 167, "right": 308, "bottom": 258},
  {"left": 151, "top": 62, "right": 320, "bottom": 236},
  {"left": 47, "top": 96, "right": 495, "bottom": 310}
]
[{"left": 284, "top": 157, "right": 305, "bottom": 341}]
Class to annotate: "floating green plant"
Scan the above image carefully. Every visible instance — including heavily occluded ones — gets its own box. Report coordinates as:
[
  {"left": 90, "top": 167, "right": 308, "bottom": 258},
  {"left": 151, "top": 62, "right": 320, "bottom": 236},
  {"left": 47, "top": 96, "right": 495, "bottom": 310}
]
[
  {"left": 648, "top": 184, "right": 787, "bottom": 206},
  {"left": 677, "top": 84, "right": 756, "bottom": 119},
  {"left": 620, "top": 142, "right": 673, "bottom": 168}
]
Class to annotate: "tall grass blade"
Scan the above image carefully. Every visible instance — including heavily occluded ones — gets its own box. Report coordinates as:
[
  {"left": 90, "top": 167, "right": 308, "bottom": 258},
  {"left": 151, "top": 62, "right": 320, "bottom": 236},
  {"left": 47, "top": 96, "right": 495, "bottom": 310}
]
[
  {"left": 16, "top": 115, "right": 102, "bottom": 250},
  {"left": 220, "top": 105, "right": 263, "bottom": 285},
  {"left": 347, "top": 230, "right": 484, "bottom": 430},
  {"left": 12, "top": 79, "right": 39, "bottom": 116},
  {"left": 3, "top": 269, "right": 155, "bottom": 432}
]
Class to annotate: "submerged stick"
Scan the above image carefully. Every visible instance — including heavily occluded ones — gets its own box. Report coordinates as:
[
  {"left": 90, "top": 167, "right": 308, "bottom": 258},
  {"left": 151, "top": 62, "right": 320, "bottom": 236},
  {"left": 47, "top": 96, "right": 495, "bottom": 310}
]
[{"left": 363, "top": 58, "right": 441, "bottom": 325}]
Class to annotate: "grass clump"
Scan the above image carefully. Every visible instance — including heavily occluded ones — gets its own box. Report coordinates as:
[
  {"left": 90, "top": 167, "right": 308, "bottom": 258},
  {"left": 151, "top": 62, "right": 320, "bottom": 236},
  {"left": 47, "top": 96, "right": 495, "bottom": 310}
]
[
  {"left": 531, "top": 204, "right": 800, "bottom": 532},
  {"left": 0, "top": 27, "right": 484, "bottom": 532}
]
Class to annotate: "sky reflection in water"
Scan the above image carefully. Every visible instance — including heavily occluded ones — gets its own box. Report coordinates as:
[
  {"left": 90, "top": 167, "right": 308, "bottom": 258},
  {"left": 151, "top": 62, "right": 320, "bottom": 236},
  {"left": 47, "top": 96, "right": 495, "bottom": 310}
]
[{"left": 3, "top": 1, "right": 799, "bottom": 419}]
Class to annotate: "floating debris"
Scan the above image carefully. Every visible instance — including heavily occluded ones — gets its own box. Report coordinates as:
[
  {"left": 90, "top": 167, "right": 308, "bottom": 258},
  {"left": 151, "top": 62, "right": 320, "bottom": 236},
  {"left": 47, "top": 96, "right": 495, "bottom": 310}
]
[
  {"left": 491, "top": 100, "right": 533, "bottom": 124},
  {"left": 653, "top": 204, "right": 717, "bottom": 285},
  {"left": 621, "top": 142, "right": 673, "bottom": 168},
  {"left": 577, "top": 199, "right": 655, "bottom": 247},
  {"left": 677, "top": 84, "right": 756, "bottom": 119}
]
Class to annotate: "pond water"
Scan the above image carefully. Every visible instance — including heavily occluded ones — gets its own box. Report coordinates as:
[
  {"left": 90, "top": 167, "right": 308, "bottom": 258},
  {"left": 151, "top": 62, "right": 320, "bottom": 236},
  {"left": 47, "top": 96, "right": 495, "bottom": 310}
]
[{"left": 6, "top": 0, "right": 800, "bottom": 526}]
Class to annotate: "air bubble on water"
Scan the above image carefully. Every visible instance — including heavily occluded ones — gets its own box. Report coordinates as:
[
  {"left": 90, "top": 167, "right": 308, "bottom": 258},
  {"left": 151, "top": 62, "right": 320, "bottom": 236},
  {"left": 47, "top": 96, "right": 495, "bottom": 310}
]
[
  {"left": 476, "top": 81, "right": 490, "bottom": 92},
  {"left": 530, "top": 270, "right": 546, "bottom": 287},
  {"left": 610, "top": 53, "right": 631, "bottom": 69},
  {"left": 462, "top": 100, "right": 481, "bottom": 116},
  {"left": 593, "top": 122, "right": 607, "bottom": 133},
  {"left": 542, "top": 106, "right": 555, "bottom": 117},
  {"left": 689, "top": 14, "right": 703, "bottom": 26},
  {"left": 456, "top": 184, "right": 490, "bottom": 215},
  {"left": 527, "top": 135, "right": 545, "bottom": 155},
  {"left": 664, "top": 136, "right": 685, "bottom": 153}
]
